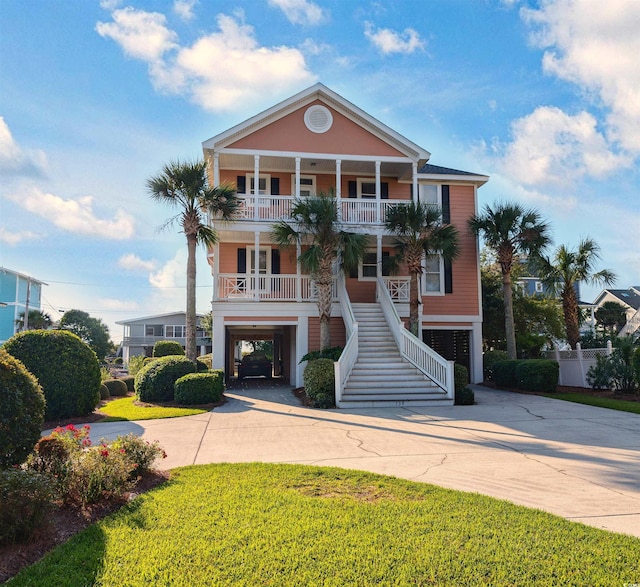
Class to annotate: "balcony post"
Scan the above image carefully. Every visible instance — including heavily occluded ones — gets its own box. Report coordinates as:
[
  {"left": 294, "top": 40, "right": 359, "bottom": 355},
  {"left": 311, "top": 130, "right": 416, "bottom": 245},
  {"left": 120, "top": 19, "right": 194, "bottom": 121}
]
[
  {"left": 254, "top": 155, "right": 260, "bottom": 221},
  {"left": 375, "top": 160, "right": 381, "bottom": 223},
  {"left": 254, "top": 231, "right": 260, "bottom": 301},
  {"left": 295, "top": 157, "right": 301, "bottom": 197},
  {"left": 296, "top": 242, "right": 302, "bottom": 301},
  {"left": 336, "top": 159, "right": 342, "bottom": 221},
  {"left": 213, "top": 152, "right": 220, "bottom": 187},
  {"left": 412, "top": 162, "right": 418, "bottom": 202},
  {"left": 212, "top": 242, "right": 220, "bottom": 301}
]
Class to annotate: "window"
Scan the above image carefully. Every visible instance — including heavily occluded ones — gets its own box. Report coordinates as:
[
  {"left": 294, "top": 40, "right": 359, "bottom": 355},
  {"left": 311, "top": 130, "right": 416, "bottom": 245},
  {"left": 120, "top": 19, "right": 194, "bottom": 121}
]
[
  {"left": 247, "top": 247, "right": 271, "bottom": 275},
  {"left": 246, "top": 174, "right": 271, "bottom": 195},
  {"left": 419, "top": 184, "right": 439, "bottom": 206},
  {"left": 358, "top": 179, "right": 377, "bottom": 199},
  {"left": 291, "top": 175, "right": 316, "bottom": 197},
  {"left": 145, "top": 325, "right": 163, "bottom": 336},
  {"left": 423, "top": 255, "right": 443, "bottom": 294},
  {"left": 362, "top": 252, "right": 378, "bottom": 278},
  {"left": 535, "top": 281, "right": 544, "bottom": 293},
  {"left": 165, "top": 325, "right": 186, "bottom": 338}
]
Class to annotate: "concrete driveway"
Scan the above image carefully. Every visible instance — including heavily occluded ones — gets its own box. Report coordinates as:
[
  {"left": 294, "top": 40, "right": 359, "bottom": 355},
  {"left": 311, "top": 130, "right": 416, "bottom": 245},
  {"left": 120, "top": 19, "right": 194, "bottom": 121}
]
[{"left": 85, "top": 383, "right": 640, "bottom": 537}]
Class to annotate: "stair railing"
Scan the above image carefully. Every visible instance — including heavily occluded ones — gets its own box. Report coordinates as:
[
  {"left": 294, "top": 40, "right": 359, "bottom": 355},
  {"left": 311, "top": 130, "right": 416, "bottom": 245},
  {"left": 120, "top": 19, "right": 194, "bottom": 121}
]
[
  {"left": 619, "top": 307, "right": 640, "bottom": 338},
  {"left": 334, "top": 272, "right": 358, "bottom": 405},
  {"left": 376, "top": 277, "right": 454, "bottom": 399}
]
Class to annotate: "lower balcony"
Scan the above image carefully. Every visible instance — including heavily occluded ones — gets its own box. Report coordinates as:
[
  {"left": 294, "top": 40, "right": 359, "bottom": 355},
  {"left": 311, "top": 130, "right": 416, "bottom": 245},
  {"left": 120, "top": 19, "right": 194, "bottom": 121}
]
[{"left": 215, "top": 274, "right": 410, "bottom": 302}]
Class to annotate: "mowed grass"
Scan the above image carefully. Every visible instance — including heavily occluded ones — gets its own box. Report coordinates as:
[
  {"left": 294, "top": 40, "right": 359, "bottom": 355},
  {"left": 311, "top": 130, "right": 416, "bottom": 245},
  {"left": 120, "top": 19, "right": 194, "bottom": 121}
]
[
  {"left": 544, "top": 392, "right": 640, "bottom": 415},
  {"left": 99, "top": 396, "right": 208, "bottom": 421},
  {"left": 9, "top": 463, "right": 640, "bottom": 586}
]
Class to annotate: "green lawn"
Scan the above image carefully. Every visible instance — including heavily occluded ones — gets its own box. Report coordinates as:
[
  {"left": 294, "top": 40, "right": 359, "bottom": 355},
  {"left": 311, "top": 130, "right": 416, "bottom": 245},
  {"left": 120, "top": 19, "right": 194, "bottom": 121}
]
[
  {"left": 9, "top": 463, "right": 640, "bottom": 586},
  {"left": 99, "top": 396, "right": 208, "bottom": 421},
  {"left": 544, "top": 392, "right": 640, "bottom": 414}
]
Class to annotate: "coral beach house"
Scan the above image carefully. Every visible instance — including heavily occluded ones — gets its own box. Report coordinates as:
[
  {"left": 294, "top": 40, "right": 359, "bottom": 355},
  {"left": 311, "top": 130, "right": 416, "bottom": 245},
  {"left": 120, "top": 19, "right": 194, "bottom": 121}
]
[{"left": 203, "top": 84, "right": 487, "bottom": 407}]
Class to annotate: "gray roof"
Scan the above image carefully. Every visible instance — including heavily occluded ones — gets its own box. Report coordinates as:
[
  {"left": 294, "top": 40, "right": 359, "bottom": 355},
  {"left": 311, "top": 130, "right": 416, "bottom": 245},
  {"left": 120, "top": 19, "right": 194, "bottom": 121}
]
[
  {"left": 597, "top": 289, "right": 640, "bottom": 310},
  {"left": 418, "top": 163, "right": 482, "bottom": 176}
]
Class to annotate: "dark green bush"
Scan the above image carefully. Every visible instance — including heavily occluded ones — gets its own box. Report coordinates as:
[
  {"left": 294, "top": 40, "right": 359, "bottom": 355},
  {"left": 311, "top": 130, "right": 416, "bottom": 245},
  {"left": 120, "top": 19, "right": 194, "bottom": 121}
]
[
  {"left": 0, "top": 469, "right": 54, "bottom": 544},
  {"left": 303, "top": 358, "right": 335, "bottom": 408},
  {"left": 515, "top": 360, "right": 559, "bottom": 393},
  {"left": 120, "top": 375, "right": 135, "bottom": 392},
  {"left": 300, "top": 346, "right": 344, "bottom": 363},
  {"left": 0, "top": 349, "right": 46, "bottom": 468},
  {"left": 174, "top": 371, "right": 224, "bottom": 405},
  {"left": 3, "top": 330, "right": 100, "bottom": 420},
  {"left": 196, "top": 358, "right": 210, "bottom": 372},
  {"left": 493, "top": 360, "right": 520, "bottom": 388},
  {"left": 103, "top": 378, "right": 128, "bottom": 397},
  {"left": 453, "top": 363, "right": 474, "bottom": 405},
  {"left": 100, "top": 384, "right": 110, "bottom": 400},
  {"left": 483, "top": 350, "right": 508, "bottom": 381},
  {"left": 153, "top": 340, "right": 185, "bottom": 357},
  {"left": 135, "top": 355, "right": 197, "bottom": 403}
]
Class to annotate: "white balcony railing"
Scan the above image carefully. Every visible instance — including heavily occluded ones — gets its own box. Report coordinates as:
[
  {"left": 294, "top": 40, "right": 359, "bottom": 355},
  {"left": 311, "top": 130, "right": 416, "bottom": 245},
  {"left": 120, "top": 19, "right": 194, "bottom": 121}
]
[
  {"left": 216, "top": 274, "right": 338, "bottom": 302},
  {"left": 376, "top": 277, "right": 454, "bottom": 398},
  {"left": 231, "top": 194, "right": 409, "bottom": 225}
]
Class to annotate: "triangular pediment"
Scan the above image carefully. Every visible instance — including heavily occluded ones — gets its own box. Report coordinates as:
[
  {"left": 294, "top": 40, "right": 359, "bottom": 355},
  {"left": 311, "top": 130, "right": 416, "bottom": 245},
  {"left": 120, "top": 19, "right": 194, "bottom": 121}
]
[{"left": 202, "top": 83, "right": 430, "bottom": 162}]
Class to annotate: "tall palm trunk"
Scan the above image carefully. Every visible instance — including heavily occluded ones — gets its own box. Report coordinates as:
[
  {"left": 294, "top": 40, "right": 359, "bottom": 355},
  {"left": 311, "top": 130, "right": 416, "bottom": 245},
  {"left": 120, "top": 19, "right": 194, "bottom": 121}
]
[
  {"left": 317, "top": 254, "right": 334, "bottom": 350},
  {"left": 562, "top": 286, "right": 580, "bottom": 349},
  {"left": 408, "top": 271, "right": 420, "bottom": 337},
  {"left": 501, "top": 270, "right": 517, "bottom": 359},
  {"left": 185, "top": 233, "right": 197, "bottom": 361}
]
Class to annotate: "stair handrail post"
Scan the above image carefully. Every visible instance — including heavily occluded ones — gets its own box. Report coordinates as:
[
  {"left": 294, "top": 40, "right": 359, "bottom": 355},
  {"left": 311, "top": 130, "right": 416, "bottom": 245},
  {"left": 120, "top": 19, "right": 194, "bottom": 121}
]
[{"left": 335, "top": 272, "right": 358, "bottom": 406}]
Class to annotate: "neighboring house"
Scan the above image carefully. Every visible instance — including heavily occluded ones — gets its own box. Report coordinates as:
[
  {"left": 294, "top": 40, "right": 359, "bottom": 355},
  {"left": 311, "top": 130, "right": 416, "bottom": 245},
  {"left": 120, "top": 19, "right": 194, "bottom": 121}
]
[
  {"left": 203, "top": 83, "right": 488, "bottom": 406},
  {"left": 116, "top": 312, "right": 210, "bottom": 363},
  {"left": 592, "top": 287, "right": 640, "bottom": 338},
  {"left": 0, "top": 267, "right": 46, "bottom": 345}
]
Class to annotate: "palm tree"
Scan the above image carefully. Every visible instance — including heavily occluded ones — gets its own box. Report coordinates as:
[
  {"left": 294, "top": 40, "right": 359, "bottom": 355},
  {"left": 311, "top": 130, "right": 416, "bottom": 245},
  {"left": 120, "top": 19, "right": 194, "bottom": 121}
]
[
  {"left": 147, "top": 160, "right": 238, "bottom": 361},
  {"left": 16, "top": 310, "right": 53, "bottom": 331},
  {"left": 271, "top": 191, "right": 367, "bottom": 350},
  {"left": 534, "top": 238, "right": 616, "bottom": 348},
  {"left": 468, "top": 202, "right": 550, "bottom": 359},
  {"left": 385, "top": 201, "right": 460, "bottom": 337}
]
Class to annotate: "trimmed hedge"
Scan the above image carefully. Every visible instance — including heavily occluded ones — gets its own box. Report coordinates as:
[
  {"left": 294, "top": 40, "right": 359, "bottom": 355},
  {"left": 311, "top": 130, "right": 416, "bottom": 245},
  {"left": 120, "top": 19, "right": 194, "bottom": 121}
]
[
  {"left": 493, "top": 360, "right": 520, "bottom": 388},
  {"left": 103, "top": 378, "right": 128, "bottom": 397},
  {"left": 174, "top": 371, "right": 224, "bottom": 405},
  {"left": 99, "top": 384, "right": 110, "bottom": 400},
  {"left": 300, "top": 346, "right": 343, "bottom": 363},
  {"left": 303, "top": 358, "right": 335, "bottom": 408},
  {"left": 516, "top": 360, "right": 559, "bottom": 393},
  {"left": 3, "top": 330, "right": 101, "bottom": 420},
  {"left": 493, "top": 359, "right": 559, "bottom": 393},
  {"left": 120, "top": 376, "right": 135, "bottom": 392},
  {"left": 0, "top": 349, "right": 46, "bottom": 468},
  {"left": 483, "top": 350, "right": 509, "bottom": 381},
  {"left": 454, "top": 363, "right": 474, "bottom": 405},
  {"left": 153, "top": 340, "right": 185, "bottom": 357},
  {"left": 135, "top": 356, "right": 197, "bottom": 403}
]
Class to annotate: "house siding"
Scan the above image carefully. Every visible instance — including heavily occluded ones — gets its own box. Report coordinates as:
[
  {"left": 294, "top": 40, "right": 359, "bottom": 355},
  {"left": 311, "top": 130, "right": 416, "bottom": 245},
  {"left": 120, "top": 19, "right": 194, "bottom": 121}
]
[{"left": 308, "top": 316, "right": 346, "bottom": 351}]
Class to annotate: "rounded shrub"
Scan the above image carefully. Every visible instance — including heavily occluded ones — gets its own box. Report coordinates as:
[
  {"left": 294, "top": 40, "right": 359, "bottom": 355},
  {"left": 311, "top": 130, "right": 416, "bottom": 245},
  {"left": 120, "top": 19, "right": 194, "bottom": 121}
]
[
  {"left": 483, "top": 350, "right": 508, "bottom": 381},
  {"left": 120, "top": 376, "right": 135, "bottom": 392},
  {"left": 3, "top": 330, "right": 100, "bottom": 420},
  {"left": 303, "top": 358, "right": 335, "bottom": 408},
  {"left": 135, "top": 355, "right": 197, "bottom": 403},
  {"left": 492, "top": 360, "right": 520, "bottom": 389},
  {"left": 0, "top": 349, "right": 46, "bottom": 468},
  {"left": 175, "top": 371, "right": 224, "bottom": 405},
  {"left": 153, "top": 340, "right": 185, "bottom": 357},
  {"left": 0, "top": 469, "right": 54, "bottom": 544},
  {"left": 515, "top": 359, "right": 559, "bottom": 393},
  {"left": 100, "top": 384, "right": 110, "bottom": 400},
  {"left": 453, "top": 363, "right": 474, "bottom": 405},
  {"left": 103, "top": 378, "right": 128, "bottom": 397}
]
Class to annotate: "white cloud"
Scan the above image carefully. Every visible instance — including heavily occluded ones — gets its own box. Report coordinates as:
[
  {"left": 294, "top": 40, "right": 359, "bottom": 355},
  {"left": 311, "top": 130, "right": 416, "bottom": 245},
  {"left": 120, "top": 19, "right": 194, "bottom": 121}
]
[
  {"left": 268, "top": 0, "right": 328, "bottom": 25},
  {"left": 149, "top": 250, "right": 185, "bottom": 289},
  {"left": 118, "top": 253, "right": 158, "bottom": 272},
  {"left": 98, "top": 297, "right": 140, "bottom": 311},
  {"left": 173, "top": 0, "right": 197, "bottom": 21},
  {"left": 522, "top": 0, "right": 640, "bottom": 153},
  {"left": 0, "top": 227, "right": 41, "bottom": 245},
  {"left": 364, "top": 22, "right": 425, "bottom": 55},
  {"left": 97, "top": 9, "right": 315, "bottom": 112},
  {"left": 96, "top": 7, "right": 177, "bottom": 61},
  {"left": 487, "top": 106, "right": 631, "bottom": 187},
  {"left": 0, "top": 117, "right": 47, "bottom": 177},
  {"left": 8, "top": 187, "right": 136, "bottom": 240}
]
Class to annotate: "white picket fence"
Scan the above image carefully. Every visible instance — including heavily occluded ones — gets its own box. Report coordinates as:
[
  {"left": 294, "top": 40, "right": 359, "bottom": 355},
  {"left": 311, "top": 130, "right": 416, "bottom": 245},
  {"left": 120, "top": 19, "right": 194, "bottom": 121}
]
[{"left": 543, "top": 342, "right": 613, "bottom": 388}]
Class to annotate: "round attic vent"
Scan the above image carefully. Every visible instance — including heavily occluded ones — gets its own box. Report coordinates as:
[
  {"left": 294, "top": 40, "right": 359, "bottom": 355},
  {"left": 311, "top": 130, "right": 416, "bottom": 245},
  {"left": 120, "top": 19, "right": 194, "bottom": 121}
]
[{"left": 304, "top": 105, "right": 333, "bottom": 133}]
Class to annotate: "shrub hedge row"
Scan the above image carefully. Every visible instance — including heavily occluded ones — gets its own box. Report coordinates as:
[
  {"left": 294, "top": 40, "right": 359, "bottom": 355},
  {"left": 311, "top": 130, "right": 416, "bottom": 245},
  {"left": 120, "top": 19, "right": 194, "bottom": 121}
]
[
  {"left": 493, "top": 359, "right": 559, "bottom": 393},
  {"left": 303, "top": 358, "right": 335, "bottom": 408},
  {"left": 135, "top": 356, "right": 197, "bottom": 403},
  {"left": 174, "top": 371, "right": 224, "bottom": 405}
]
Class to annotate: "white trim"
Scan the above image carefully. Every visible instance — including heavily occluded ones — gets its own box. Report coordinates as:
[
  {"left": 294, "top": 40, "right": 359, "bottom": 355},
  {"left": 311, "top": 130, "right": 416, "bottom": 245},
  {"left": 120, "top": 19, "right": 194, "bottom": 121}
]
[
  {"left": 356, "top": 177, "right": 377, "bottom": 199},
  {"left": 304, "top": 104, "right": 333, "bottom": 133},
  {"left": 421, "top": 315, "right": 482, "bottom": 322},
  {"left": 422, "top": 254, "right": 445, "bottom": 296},
  {"left": 216, "top": 148, "right": 413, "bottom": 164},
  {"left": 291, "top": 174, "right": 316, "bottom": 197}
]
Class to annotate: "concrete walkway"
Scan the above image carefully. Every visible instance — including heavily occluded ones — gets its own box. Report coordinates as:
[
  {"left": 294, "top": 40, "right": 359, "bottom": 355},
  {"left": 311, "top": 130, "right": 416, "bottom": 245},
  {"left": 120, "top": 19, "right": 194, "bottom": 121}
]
[{"left": 83, "top": 384, "right": 640, "bottom": 537}]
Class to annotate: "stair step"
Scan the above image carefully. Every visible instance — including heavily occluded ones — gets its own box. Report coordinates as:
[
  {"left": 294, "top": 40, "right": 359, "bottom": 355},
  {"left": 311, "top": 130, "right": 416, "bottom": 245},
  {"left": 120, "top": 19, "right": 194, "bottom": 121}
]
[{"left": 346, "top": 380, "right": 436, "bottom": 390}]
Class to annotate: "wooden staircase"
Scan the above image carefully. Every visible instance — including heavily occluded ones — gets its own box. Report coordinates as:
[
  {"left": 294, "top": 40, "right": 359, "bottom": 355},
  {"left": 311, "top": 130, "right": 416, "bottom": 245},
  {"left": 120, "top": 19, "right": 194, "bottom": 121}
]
[{"left": 340, "top": 303, "right": 452, "bottom": 408}]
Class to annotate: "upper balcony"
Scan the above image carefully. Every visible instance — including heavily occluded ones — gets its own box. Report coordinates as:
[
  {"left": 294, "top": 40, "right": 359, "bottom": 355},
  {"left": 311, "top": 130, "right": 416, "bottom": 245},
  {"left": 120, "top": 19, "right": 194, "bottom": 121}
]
[{"left": 229, "top": 193, "right": 410, "bottom": 226}]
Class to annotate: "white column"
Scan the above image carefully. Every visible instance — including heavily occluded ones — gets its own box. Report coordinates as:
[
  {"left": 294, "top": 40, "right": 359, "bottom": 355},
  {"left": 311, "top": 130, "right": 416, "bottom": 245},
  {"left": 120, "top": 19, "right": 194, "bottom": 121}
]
[
  {"left": 254, "top": 155, "right": 260, "bottom": 221},
  {"left": 212, "top": 242, "right": 220, "bottom": 301},
  {"left": 212, "top": 314, "right": 225, "bottom": 371},
  {"left": 412, "top": 162, "right": 418, "bottom": 202},
  {"left": 377, "top": 233, "right": 383, "bottom": 278},
  {"left": 375, "top": 160, "right": 381, "bottom": 223},
  {"left": 335, "top": 159, "right": 342, "bottom": 221},
  {"left": 213, "top": 152, "right": 220, "bottom": 187},
  {"left": 296, "top": 241, "right": 302, "bottom": 301},
  {"left": 471, "top": 323, "right": 483, "bottom": 383},
  {"left": 254, "top": 231, "right": 260, "bottom": 301},
  {"left": 296, "top": 316, "right": 309, "bottom": 387},
  {"left": 295, "top": 157, "right": 301, "bottom": 197}
]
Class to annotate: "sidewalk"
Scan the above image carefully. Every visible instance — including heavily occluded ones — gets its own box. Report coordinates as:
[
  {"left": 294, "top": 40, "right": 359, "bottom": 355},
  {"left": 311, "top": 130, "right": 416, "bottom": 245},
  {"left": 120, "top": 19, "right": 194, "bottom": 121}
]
[{"left": 84, "top": 384, "right": 640, "bottom": 537}]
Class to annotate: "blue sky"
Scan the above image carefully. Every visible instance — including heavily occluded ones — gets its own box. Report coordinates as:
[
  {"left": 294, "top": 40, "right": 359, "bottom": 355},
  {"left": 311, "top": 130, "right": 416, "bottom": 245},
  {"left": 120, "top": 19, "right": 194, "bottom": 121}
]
[{"left": 1, "top": 0, "right": 638, "bottom": 344}]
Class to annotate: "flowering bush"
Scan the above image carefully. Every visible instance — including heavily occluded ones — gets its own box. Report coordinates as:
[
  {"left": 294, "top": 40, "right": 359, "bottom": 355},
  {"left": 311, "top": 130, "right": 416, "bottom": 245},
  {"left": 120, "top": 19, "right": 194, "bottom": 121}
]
[{"left": 26, "top": 425, "right": 166, "bottom": 505}]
